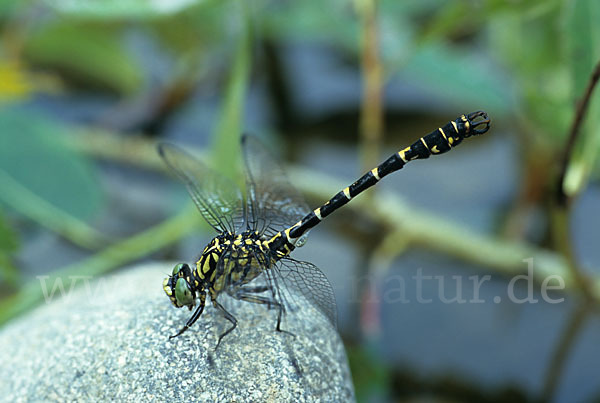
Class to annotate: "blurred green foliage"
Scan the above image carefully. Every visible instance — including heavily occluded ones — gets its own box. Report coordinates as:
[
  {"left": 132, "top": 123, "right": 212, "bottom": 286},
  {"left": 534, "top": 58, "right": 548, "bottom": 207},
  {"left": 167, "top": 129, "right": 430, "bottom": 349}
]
[
  {"left": 0, "top": 0, "right": 598, "bottom": 312},
  {"left": 43, "top": 0, "right": 202, "bottom": 19},
  {"left": 0, "top": 109, "right": 104, "bottom": 221},
  {"left": 0, "top": 0, "right": 597, "bottom": 291},
  {"left": 347, "top": 344, "right": 390, "bottom": 401},
  {"left": 0, "top": 212, "right": 19, "bottom": 285},
  {"left": 24, "top": 22, "right": 142, "bottom": 94},
  {"left": 2, "top": 0, "right": 597, "bottom": 152}
]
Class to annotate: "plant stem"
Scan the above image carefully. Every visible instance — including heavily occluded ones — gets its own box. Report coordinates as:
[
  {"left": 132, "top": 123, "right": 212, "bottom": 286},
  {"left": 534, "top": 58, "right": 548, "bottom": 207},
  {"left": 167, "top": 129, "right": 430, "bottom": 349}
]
[
  {"left": 550, "top": 207, "right": 592, "bottom": 298},
  {"left": 0, "top": 169, "right": 109, "bottom": 250},
  {"left": 556, "top": 60, "right": 600, "bottom": 206},
  {"left": 211, "top": 0, "right": 252, "bottom": 180},
  {"left": 541, "top": 299, "right": 591, "bottom": 402},
  {"left": 0, "top": 205, "right": 202, "bottom": 326},
  {"left": 356, "top": 0, "right": 383, "bottom": 175},
  {"left": 550, "top": 60, "right": 600, "bottom": 299}
]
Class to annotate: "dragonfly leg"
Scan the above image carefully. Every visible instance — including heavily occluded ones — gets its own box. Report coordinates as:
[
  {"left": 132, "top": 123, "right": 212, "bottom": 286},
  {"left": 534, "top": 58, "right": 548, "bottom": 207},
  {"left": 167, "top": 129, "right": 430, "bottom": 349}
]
[
  {"left": 233, "top": 292, "right": 280, "bottom": 310},
  {"left": 274, "top": 304, "right": 295, "bottom": 338},
  {"left": 230, "top": 287, "right": 295, "bottom": 337},
  {"left": 230, "top": 284, "right": 275, "bottom": 305},
  {"left": 169, "top": 296, "right": 205, "bottom": 339},
  {"left": 235, "top": 285, "right": 271, "bottom": 294},
  {"left": 212, "top": 299, "right": 238, "bottom": 350}
]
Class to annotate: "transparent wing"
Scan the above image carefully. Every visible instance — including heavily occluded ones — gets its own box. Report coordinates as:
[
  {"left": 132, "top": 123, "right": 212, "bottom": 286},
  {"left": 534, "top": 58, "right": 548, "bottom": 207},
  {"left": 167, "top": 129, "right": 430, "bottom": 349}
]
[
  {"left": 158, "top": 143, "right": 244, "bottom": 234},
  {"left": 275, "top": 256, "right": 337, "bottom": 327},
  {"left": 241, "top": 134, "right": 311, "bottom": 237},
  {"left": 216, "top": 246, "right": 337, "bottom": 328}
]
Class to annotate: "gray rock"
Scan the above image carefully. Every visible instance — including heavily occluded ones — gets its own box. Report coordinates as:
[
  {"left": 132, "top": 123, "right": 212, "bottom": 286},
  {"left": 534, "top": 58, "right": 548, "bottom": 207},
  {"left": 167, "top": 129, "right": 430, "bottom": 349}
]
[{"left": 0, "top": 263, "right": 355, "bottom": 402}]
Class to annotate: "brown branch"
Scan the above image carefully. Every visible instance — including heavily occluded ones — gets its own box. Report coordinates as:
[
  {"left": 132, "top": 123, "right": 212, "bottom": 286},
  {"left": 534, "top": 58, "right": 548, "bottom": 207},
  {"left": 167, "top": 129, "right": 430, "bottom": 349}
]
[
  {"left": 541, "top": 299, "right": 592, "bottom": 402},
  {"left": 556, "top": 60, "right": 600, "bottom": 206}
]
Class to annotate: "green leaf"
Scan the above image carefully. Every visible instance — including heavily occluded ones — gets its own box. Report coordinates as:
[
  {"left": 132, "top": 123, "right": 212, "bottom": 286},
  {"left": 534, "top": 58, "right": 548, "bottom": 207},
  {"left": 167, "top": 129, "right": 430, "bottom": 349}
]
[
  {"left": 561, "top": 0, "right": 600, "bottom": 197},
  {"left": 261, "top": 0, "right": 359, "bottom": 51},
  {"left": 401, "top": 42, "right": 513, "bottom": 114},
  {"left": 0, "top": 214, "right": 17, "bottom": 252},
  {"left": 0, "top": 108, "right": 104, "bottom": 222},
  {"left": 564, "top": 0, "right": 600, "bottom": 96},
  {"left": 23, "top": 21, "right": 142, "bottom": 94},
  {"left": 0, "top": 204, "right": 201, "bottom": 326},
  {"left": 347, "top": 344, "right": 390, "bottom": 402},
  {"left": 418, "top": 1, "right": 474, "bottom": 43},
  {"left": 150, "top": 0, "right": 228, "bottom": 55},
  {"left": 210, "top": 0, "right": 251, "bottom": 181},
  {"left": 0, "top": 211, "right": 19, "bottom": 286},
  {"left": 43, "top": 0, "right": 203, "bottom": 19},
  {"left": 420, "top": 0, "right": 562, "bottom": 43},
  {"left": 0, "top": 59, "right": 33, "bottom": 100},
  {"left": 0, "top": 0, "right": 21, "bottom": 18},
  {"left": 488, "top": 2, "right": 572, "bottom": 138}
]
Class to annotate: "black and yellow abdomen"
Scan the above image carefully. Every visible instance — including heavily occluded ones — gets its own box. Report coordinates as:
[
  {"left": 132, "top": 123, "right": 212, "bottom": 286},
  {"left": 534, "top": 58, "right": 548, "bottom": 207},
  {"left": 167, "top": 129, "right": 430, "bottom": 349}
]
[{"left": 159, "top": 111, "right": 490, "bottom": 343}]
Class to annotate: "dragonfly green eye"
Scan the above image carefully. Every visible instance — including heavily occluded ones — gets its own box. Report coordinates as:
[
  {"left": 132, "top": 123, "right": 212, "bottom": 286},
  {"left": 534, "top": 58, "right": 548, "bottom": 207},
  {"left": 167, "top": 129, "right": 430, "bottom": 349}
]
[
  {"left": 175, "top": 277, "right": 193, "bottom": 306},
  {"left": 172, "top": 263, "right": 186, "bottom": 276}
]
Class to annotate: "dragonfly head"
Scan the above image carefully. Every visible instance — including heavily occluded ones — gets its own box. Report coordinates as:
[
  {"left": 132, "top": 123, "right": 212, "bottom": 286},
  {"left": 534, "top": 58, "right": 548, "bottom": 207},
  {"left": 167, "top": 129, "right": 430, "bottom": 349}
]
[{"left": 163, "top": 263, "right": 196, "bottom": 310}]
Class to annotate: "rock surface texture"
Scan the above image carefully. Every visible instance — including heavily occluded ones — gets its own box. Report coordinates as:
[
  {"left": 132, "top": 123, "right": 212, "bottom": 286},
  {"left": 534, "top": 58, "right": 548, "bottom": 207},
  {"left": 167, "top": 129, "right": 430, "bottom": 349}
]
[{"left": 0, "top": 263, "right": 355, "bottom": 402}]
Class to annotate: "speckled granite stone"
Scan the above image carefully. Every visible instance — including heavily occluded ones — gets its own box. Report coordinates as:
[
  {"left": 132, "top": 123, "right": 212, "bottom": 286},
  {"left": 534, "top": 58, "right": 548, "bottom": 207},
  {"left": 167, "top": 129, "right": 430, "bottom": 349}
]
[{"left": 0, "top": 263, "right": 355, "bottom": 402}]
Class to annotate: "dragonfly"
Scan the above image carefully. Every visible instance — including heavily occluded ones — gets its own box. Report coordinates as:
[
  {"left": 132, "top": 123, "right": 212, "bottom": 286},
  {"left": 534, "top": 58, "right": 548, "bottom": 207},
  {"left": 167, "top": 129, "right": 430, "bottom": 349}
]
[{"left": 160, "top": 111, "right": 490, "bottom": 348}]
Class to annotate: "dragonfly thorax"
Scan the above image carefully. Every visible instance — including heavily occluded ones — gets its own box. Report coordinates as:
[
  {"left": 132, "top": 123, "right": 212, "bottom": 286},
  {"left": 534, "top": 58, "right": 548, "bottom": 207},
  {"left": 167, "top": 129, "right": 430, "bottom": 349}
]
[
  {"left": 162, "top": 234, "right": 230, "bottom": 309},
  {"left": 204, "top": 230, "right": 273, "bottom": 295},
  {"left": 162, "top": 230, "right": 277, "bottom": 310}
]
